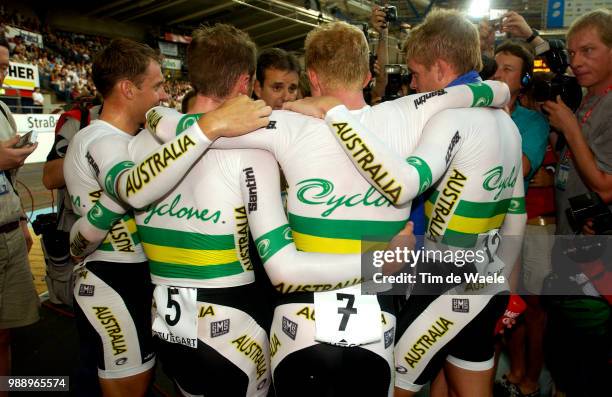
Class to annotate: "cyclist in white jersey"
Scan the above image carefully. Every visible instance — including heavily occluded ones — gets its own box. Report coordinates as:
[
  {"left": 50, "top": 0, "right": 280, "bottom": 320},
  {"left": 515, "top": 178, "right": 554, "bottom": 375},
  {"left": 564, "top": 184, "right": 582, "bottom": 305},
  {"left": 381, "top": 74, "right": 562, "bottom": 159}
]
[
  {"left": 136, "top": 23, "right": 509, "bottom": 397},
  {"left": 285, "top": 11, "right": 527, "bottom": 397},
  {"left": 63, "top": 38, "right": 164, "bottom": 397},
  {"left": 65, "top": 39, "right": 271, "bottom": 397}
]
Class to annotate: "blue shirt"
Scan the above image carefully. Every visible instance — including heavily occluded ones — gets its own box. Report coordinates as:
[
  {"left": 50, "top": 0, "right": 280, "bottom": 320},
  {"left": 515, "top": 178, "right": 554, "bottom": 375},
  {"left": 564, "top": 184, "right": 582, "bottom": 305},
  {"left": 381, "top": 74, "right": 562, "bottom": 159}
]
[{"left": 511, "top": 103, "right": 549, "bottom": 189}]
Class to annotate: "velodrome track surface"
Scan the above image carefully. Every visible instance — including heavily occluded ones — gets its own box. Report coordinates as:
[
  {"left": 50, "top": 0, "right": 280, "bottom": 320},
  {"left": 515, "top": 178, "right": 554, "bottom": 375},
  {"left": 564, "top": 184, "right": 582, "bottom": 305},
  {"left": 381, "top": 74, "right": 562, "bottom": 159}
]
[
  {"left": 16, "top": 162, "right": 52, "bottom": 295},
  {"left": 17, "top": 162, "right": 53, "bottom": 216}
]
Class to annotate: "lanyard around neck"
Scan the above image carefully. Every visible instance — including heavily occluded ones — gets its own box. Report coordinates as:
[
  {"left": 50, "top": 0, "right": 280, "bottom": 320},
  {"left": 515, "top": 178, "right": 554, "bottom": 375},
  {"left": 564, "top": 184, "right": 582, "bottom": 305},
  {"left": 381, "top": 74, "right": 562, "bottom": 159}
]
[{"left": 578, "top": 85, "right": 612, "bottom": 125}]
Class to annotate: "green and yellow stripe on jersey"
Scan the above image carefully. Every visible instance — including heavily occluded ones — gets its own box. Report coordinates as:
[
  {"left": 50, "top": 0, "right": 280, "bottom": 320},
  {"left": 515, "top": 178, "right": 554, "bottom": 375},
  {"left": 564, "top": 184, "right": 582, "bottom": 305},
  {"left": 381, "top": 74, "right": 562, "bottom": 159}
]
[
  {"left": 288, "top": 213, "right": 406, "bottom": 253},
  {"left": 138, "top": 225, "right": 245, "bottom": 280},
  {"left": 425, "top": 190, "right": 526, "bottom": 248},
  {"left": 98, "top": 215, "right": 141, "bottom": 252}
]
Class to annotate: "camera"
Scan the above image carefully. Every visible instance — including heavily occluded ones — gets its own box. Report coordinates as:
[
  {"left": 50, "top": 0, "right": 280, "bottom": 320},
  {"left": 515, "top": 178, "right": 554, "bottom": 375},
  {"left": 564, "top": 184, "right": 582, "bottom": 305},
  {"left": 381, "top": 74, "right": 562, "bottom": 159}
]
[
  {"left": 382, "top": 64, "right": 411, "bottom": 102},
  {"left": 533, "top": 39, "right": 582, "bottom": 111},
  {"left": 384, "top": 5, "right": 398, "bottom": 23},
  {"left": 32, "top": 212, "right": 59, "bottom": 236},
  {"left": 33, "top": 212, "right": 72, "bottom": 260},
  {"left": 560, "top": 234, "right": 606, "bottom": 264},
  {"left": 489, "top": 18, "right": 503, "bottom": 32},
  {"left": 566, "top": 191, "right": 612, "bottom": 235}
]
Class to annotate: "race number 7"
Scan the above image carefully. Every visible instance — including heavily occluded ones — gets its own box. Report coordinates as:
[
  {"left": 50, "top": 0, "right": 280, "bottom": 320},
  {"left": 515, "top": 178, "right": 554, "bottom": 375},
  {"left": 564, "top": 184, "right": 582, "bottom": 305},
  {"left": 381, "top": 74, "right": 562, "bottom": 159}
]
[
  {"left": 166, "top": 287, "right": 181, "bottom": 326},
  {"left": 337, "top": 293, "right": 357, "bottom": 331}
]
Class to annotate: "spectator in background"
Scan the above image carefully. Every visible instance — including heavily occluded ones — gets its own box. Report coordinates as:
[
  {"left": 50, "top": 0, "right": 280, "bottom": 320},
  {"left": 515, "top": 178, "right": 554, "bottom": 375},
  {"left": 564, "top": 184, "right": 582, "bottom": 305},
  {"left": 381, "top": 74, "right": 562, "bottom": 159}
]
[
  {"left": 493, "top": 41, "right": 549, "bottom": 188},
  {"left": 0, "top": 35, "right": 39, "bottom": 396},
  {"left": 501, "top": 11, "right": 551, "bottom": 56},
  {"left": 163, "top": 79, "right": 191, "bottom": 109},
  {"left": 32, "top": 87, "right": 43, "bottom": 113},
  {"left": 479, "top": 12, "right": 556, "bottom": 101},
  {"left": 545, "top": 8, "right": 612, "bottom": 223},
  {"left": 369, "top": 5, "right": 389, "bottom": 103},
  {"left": 1, "top": 23, "right": 106, "bottom": 104},
  {"left": 254, "top": 48, "right": 300, "bottom": 109},
  {"left": 491, "top": 39, "right": 551, "bottom": 397},
  {"left": 542, "top": 8, "right": 612, "bottom": 397}
]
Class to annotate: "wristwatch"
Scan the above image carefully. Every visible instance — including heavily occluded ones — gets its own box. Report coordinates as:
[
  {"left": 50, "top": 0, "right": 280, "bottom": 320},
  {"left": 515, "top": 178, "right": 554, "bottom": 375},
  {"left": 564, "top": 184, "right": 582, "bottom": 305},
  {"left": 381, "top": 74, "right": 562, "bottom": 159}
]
[{"left": 526, "top": 29, "right": 540, "bottom": 43}]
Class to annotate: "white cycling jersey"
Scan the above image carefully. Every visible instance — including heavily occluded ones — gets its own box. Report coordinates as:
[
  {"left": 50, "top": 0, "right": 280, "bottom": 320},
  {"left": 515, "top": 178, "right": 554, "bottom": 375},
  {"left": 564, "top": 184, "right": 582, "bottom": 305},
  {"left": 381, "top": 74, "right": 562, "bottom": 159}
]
[
  {"left": 322, "top": 105, "right": 527, "bottom": 287},
  {"left": 64, "top": 120, "right": 147, "bottom": 264}
]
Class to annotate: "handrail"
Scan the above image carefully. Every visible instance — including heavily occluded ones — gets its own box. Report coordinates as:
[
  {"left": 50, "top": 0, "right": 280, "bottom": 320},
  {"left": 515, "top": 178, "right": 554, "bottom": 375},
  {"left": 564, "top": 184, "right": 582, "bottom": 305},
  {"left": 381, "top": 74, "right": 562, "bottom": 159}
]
[{"left": 0, "top": 95, "right": 47, "bottom": 114}]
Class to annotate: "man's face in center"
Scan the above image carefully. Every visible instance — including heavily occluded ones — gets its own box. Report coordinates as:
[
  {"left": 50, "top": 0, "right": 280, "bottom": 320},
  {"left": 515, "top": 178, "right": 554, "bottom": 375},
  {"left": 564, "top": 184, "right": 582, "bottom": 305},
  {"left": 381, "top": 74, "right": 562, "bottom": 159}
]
[
  {"left": 254, "top": 68, "right": 299, "bottom": 109},
  {"left": 407, "top": 59, "right": 443, "bottom": 93}
]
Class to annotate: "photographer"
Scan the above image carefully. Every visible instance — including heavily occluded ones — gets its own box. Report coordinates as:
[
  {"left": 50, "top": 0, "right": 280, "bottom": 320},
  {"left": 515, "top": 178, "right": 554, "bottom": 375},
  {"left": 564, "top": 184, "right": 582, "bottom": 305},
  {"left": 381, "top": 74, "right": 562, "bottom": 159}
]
[
  {"left": 499, "top": 11, "right": 551, "bottom": 56},
  {"left": 0, "top": 35, "right": 39, "bottom": 394},
  {"left": 369, "top": 5, "right": 389, "bottom": 103},
  {"left": 543, "top": 9, "right": 612, "bottom": 231},
  {"left": 479, "top": 11, "right": 552, "bottom": 82},
  {"left": 493, "top": 41, "right": 549, "bottom": 185},
  {"left": 540, "top": 9, "right": 612, "bottom": 397}
]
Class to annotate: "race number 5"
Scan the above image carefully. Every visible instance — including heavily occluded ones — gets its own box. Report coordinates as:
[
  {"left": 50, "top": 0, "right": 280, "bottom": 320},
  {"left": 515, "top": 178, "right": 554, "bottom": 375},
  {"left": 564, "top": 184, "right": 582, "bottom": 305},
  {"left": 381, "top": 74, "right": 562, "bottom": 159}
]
[
  {"left": 152, "top": 285, "right": 198, "bottom": 348},
  {"left": 166, "top": 287, "right": 181, "bottom": 326}
]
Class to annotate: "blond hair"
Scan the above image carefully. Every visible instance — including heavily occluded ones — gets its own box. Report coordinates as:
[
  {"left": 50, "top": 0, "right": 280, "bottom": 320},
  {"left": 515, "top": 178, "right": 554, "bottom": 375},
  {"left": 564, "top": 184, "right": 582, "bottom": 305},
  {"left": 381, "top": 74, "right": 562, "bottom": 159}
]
[
  {"left": 567, "top": 8, "right": 612, "bottom": 47},
  {"left": 404, "top": 8, "right": 482, "bottom": 73},
  {"left": 305, "top": 21, "right": 369, "bottom": 90}
]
